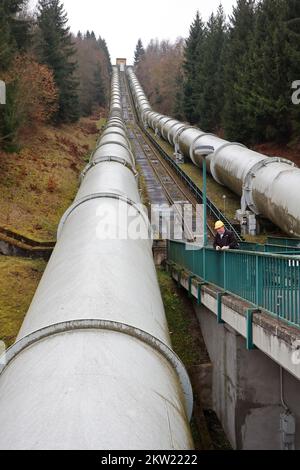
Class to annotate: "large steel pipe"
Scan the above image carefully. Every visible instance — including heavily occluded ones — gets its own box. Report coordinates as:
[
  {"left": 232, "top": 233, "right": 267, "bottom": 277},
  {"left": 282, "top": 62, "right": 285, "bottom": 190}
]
[
  {"left": 244, "top": 159, "right": 300, "bottom": 236},
  {"left": 127, "top": 67, "right": 300, "bottom": 237},
  {"left": 0, "top": 66, "right": 193, "bottom": 450}
]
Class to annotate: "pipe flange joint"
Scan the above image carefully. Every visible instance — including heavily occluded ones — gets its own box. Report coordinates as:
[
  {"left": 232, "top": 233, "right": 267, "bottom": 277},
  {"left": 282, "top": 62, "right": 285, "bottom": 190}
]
[
  {"left": 94, "top": 141, "right": 135, "bottom": 166},
  {"left": 57, "top": 192, "right": 150, "bottom": 240},
  {"left": 154, "top": 115, "right": 168, "bottom": 131},
  {"left": 189, "top": 132, "right": 214, "bottom": 161},
  {"left": 160, "top": 118, "right": 175, "bottom": 140},
  {"left": 95, "top": 137, "right": 131, "bottom": 152},
  {"left": 80, "top": 157, "right": 137, "bottom": 183},
  {"left": 210, "top": 142, "right": 247, "bottom": 186},
  {"left": 100, "top": 130, "right": 128, "bottom": 140},
  {"left": 173, "top": 126, "right": 197, "bottom": 146},
  {"left": 148, "top": 112, "right": 161, "bottom": 129},
  {"left": 167, "top": 122, "right": 185, "bottom": 145},
  {"left": 0, "top": 319, "right": 193, "bottom": 420},
  {"left": 242, "top": 157, "right": 297, "bottom": 214},
  {"left": 105, "top": 122, "right": 126, "bottom": 132}
]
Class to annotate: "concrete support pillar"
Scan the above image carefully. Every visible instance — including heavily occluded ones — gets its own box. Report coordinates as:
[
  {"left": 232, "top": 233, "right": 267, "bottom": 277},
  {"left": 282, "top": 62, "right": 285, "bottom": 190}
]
[{"left": 195, "top": 303, "right": 300, "bottom": 450}]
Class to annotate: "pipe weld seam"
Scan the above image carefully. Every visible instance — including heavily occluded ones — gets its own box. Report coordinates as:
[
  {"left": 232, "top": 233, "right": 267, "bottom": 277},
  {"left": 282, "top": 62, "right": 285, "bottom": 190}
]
[
  {"left": 157, "top": 116, "right": 170, "bottom": 129},
  {"left": 105, "top": 123, "right": 126, "bottom": 132},
  {"left": 81, "top": 157, "right": 137, "bottom": 181},
  {"left": 57, "top": 192, "right": 150, "bottom": 239},
  {"left": 210, "top": 142, "right": 246, "bottom": 185},
  {"left": 94, "top": 142, "right": 135, "bottom": 166},
  {"left": 100, "top": 130, "right": 129, "bottom": 141},
  {"left": 153, "top": 114, "right": 167, "bottom": 130},
  {"left": 174, "top": 126, "right": 196, "bottom": 145},
  {"left": 242, "top": 157, "right": 297, "bottom": 214},
  {"left": 95, "top": 140, "right": 132, "bottom": 154},
  {"left": 167, "top": 123, "right": 185, "bottom": 144},
  {"left": 189, "top": 133, "right": 213, "bottom": 160},
  {"left": 0, "top": 319, "right": 193, "bottom": 419},
  {"left": 160, "top": 118, "right": 176, "bottom": 139}
]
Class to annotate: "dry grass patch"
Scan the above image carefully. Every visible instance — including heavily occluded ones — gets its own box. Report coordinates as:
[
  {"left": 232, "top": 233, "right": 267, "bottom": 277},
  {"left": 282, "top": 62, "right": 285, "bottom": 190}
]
[
  {"left": 0, "top": 116, "right": 101, "bottom": 241},
  {"left": 0, "top": 257, "right": 46, "bottom": 348}
]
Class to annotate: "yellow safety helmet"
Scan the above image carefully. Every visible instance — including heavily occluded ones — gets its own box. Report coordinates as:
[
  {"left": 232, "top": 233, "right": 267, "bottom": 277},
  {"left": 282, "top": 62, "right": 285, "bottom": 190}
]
[{"left": 215, "top": 221, "right": 225, "bottom": 230}]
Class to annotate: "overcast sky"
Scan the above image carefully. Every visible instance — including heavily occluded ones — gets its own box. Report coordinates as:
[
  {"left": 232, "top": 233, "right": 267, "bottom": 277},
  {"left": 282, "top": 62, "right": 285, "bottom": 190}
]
[{"left": 29, "top": 0, "right": 237, "bottom": 64}]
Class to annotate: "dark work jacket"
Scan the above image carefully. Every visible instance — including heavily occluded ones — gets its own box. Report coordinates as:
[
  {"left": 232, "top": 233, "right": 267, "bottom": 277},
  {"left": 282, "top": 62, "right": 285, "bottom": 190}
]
[{"left": 213, "top": 229, "right": 239, "bottom": 250}]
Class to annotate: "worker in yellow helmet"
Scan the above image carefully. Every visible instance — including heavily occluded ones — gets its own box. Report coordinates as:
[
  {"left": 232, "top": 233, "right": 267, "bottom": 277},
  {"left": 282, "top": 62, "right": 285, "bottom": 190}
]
[{"left": 213, "top": 221, "right": 239, "bottom": 251}]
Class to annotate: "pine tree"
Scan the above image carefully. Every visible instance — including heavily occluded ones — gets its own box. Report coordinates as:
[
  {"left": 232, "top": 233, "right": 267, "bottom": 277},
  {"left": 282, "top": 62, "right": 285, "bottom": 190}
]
[
  {"left": 0, "top": 0, "right": 31, "bottom": 150},
  {"left": 97, "top": 37, "right": 112, "bottom": 74},
  {"left": 0, "top": 5, "right": 12, "bottom": 72},
  {"left": 222, "top": 0, "right": 256, "bottom": 141},
  {"left": 9, "top": 1, "right": 31, "bottom": 52},
  {"left": 94, "top": 64, "right": 106, "bottom": 107},
  {"left": 238, "top": 0, "right": 290, "bottom": 143},
  {"left": 196, "top": 5, "right": 227, "bottom": 132},
  {"left": 0, "top": 0, "right": 30, "bottom": 71},
  {"left": 75, "top": 32, "right": 111, "bottom": 116},
  {"left": 173, "top": 71, "right": 185, "bottom": 121},
  {"left": 182, "top": 11, "right": 205, "bottom": 124},
  {"left": 134, "top": 39, "right": 145, "bottom": 66},
  {"left": 286, "top": 0, "right": 300, "bottom": 142},
  {"left": 0, "top": 79, "right": 21, "bottom": 150},
  {"left": 36, "top": 0, "right": 79, "bottom": 123}
]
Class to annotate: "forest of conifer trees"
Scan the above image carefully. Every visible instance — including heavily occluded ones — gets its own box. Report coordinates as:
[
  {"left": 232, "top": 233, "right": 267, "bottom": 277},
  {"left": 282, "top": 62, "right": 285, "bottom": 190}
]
[
  {"left": 2, "top": 0, "right": 299, "bottom": 151},
  {"left": 136, "top": 0, "right": 300, "bottom": 146},
  {"left": 0, "top": 0, "right": 111, "bottom": 151}
]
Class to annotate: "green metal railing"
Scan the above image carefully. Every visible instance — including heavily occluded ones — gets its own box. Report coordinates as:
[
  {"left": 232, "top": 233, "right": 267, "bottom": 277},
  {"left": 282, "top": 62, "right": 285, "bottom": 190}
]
[
  {"left": 267, "top": 236, "right": 300, "bottom": 248},
  {"left": 168, "top": 240, "right": 300, "bottom": 328},
  {"left": 239, "top": 241, "right": 300, "bottom": 254}
]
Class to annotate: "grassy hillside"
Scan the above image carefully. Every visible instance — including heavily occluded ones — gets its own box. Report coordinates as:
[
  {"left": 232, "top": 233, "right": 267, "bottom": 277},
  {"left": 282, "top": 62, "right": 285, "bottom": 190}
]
[
  {"left": 0, "top": 257, "right": 46, "bottom": 347},
  {"left": 0, "top": 114, "right": 105, "bottom": 348},
  {"left": 0, "top": 116, "right": 104, "bottom": 241}
]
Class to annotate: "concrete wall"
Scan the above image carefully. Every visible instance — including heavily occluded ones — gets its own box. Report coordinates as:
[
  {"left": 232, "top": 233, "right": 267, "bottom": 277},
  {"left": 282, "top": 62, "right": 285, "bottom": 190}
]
[
  {"left": 0, "top": 240, "right": 51, "bottom": 260},
  {"left": 195, "top": 303, "right": 300, "bottom": 450},
  {"left": 152, "top": 240, "right": 167, "bottom": 266}
]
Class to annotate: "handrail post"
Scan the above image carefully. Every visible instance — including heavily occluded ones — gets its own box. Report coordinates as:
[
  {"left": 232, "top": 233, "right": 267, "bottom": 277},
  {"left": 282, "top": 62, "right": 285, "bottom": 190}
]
[
  {"left": 223, "top": 251, "right": 227, "bottom": 291},
  {"left": 217, "top": 292, "right": 227, "bottom": 324},
  {"left": 193, "top": 145, "right": 214, "bottom": 248},
  {"left": 246, "top": 309, "right": 259, "bottom": 350},
  {"left": 188, "top": 275, "right": 196, "bottom": 298},
  {"left": 203, "top": 157, "right": 208, "bottom": 247},
  {"left": 197, "top": 282, "right": 207, "bottom": 306},
  {"left": 256, "top": 255, "right": 263, "bottom": 307}
]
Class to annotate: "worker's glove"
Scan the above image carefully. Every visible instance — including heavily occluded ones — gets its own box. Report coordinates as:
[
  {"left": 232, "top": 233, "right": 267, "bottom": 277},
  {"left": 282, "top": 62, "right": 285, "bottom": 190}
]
[{"left": 222, "top": 246, "right": 230, "bottom": 251}]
